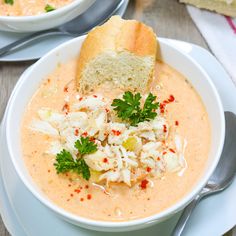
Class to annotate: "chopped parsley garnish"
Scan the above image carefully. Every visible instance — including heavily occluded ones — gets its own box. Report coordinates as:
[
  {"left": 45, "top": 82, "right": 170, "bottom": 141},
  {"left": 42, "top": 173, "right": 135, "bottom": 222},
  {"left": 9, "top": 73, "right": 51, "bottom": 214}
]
[
  {"left": 54, "top": 137, "right": 97, "bottom": 180},
  {"left": 45, "top": 4, "right": 55, "bottom": 12},
  {"left": 111, "top": 91, "right": 159, "bottom": 126},
  {"left": 75, "top": 137, "right": 97, "bottom": 156},
  {"left": 5, "top": 0, "right": 14, "bottom": 5}
]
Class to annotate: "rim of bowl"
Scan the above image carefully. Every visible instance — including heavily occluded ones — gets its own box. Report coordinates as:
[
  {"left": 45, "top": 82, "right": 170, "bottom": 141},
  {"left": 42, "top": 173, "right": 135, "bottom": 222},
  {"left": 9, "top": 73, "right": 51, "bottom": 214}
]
[
  {"left": 5, "top": 36, "right": 225, "bottom": 229},
  {"left": 0, "top": 0, "right": 89, "bottom": 21}
]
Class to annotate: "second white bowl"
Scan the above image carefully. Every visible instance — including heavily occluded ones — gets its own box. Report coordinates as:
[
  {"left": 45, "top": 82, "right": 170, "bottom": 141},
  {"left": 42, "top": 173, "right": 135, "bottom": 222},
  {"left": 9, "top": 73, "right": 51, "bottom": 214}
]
[{"left": 0, "top": 0, "right": 95, "bottom": 32}]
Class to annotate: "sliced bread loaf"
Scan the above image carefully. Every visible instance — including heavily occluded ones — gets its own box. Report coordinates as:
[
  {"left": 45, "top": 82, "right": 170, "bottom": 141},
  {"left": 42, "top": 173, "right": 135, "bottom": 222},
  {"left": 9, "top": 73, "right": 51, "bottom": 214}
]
[
  {"left": 180, "top": 0, "right": 236, "bottom": 17},
  {"left": 76, "top": 16, "right": 158, "bottom": 93}
]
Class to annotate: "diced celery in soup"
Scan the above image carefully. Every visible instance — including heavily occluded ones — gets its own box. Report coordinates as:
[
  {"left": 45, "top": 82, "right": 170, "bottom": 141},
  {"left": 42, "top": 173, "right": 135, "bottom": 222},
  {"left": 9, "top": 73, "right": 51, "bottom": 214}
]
[{"left": 21, "top": 59, "right": 211, "bottom": 221}]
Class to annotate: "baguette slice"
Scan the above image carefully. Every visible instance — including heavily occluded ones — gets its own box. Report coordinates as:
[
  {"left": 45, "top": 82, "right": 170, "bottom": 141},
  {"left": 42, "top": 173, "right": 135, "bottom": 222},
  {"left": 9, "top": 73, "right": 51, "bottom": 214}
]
[
  {"left": 180, "top": 0, "right": 236, "bottom": 17},
  {"left": 76, "top": 16, "right": 158, "bottom": 94}
]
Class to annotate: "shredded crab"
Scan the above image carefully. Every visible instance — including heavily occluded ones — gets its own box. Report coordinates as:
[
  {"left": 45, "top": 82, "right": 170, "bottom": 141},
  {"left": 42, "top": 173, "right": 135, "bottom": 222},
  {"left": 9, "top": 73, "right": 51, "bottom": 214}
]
[{"left": 30, "top": 94, "right": 187, "bottom": 186}]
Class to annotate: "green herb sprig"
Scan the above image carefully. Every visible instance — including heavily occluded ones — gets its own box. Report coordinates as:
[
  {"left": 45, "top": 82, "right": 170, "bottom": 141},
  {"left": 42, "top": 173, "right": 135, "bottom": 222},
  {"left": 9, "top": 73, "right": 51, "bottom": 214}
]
[
  {"left": 5, "top": 0, "right": 14, "bottom": 5},
  {"left": 111, "top": 91, "right": 159, "bottom": 126},
  {"left": 45, "top": 4, "right": 55, "bottom": 12},
  {"left": 54, "top": 137, "right": 97, "bottom": 180}
]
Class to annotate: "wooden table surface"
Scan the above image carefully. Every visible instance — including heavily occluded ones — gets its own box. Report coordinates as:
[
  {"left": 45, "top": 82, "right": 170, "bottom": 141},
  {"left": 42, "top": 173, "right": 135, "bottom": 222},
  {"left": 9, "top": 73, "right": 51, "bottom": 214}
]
[{"left": 0, "top": 0, "right": 234, "bottom": 235}]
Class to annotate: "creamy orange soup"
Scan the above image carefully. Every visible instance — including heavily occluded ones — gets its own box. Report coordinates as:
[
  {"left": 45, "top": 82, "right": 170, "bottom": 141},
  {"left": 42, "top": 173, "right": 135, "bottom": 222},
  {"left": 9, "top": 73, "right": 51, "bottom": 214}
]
[
  {"left": 0, "top": 0, "right": 73, "bottom": 16},
  {"left": 21, "top": 59, "right": 211, "bottom": 221}
]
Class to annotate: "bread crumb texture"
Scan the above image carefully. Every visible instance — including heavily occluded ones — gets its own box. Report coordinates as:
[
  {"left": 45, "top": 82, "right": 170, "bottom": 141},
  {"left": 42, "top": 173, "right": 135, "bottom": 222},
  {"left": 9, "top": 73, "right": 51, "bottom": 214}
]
[{"left": 77, "top": 16, "right": 158, "bottom": 93}]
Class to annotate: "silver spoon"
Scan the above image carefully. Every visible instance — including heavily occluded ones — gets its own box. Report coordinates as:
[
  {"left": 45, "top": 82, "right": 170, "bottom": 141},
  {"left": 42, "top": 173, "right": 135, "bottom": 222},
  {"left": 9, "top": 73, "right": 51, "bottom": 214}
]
[
  {"left": 172, "top": 111, "right": 236, "bottom": 236},
  {"left": 0, "top": 0, "right": 124, "bottom": 57}
]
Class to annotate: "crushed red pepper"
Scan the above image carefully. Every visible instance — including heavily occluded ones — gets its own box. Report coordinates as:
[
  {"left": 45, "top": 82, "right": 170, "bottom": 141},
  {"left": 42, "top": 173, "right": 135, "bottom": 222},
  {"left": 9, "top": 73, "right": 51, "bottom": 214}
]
[
  {"left": 74, "top": 189, "right": 81, "bottom": 194},
  {"left": 169, "top": 148, "right": 176, "bottom": 153},
  {"left": 163, "top": 124, "right": 167, "bottom": 133},
  {"left": 62, "top": 103, "right": 70, "bottom": 114},
  {"left": 82, "top": 131, "right": 88, "bottom": 137},
  {"left": 111, "top": 130, "right": 121, "bottom": 136},
  {"left": 87, "top": 194, "right": 92, "bottom": 200},
  {"left": 74, "top": 129, "right": 79, "bottom": 136},
  {"left": 140, "top": 179, "right": 149, "bottom": 189},
  {"left": 168, "top": 94, "right": 175, "bottom": 102}
]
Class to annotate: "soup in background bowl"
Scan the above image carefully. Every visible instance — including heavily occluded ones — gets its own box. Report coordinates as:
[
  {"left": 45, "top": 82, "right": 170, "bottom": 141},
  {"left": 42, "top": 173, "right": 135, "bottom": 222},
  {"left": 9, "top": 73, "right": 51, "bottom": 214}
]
[
  {"left": 0, "top": 0, "right": 95, "bottom": 32},
  {"left": 5, "top": 36, "right": 225, "bottom": 232}
]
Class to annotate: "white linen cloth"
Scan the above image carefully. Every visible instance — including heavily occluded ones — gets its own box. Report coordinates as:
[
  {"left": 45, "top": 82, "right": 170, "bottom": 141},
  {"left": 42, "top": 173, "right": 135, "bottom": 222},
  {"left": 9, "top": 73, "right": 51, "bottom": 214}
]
[{"left": 187, "top": 6, "right": 236, "bottom": 84}]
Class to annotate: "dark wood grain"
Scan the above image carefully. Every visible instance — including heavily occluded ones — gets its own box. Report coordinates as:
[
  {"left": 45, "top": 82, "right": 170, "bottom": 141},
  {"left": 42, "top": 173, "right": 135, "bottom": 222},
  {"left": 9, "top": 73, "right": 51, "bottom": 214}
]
[{"left": 0, "top": 0, "right": 234, "bottom": 235}]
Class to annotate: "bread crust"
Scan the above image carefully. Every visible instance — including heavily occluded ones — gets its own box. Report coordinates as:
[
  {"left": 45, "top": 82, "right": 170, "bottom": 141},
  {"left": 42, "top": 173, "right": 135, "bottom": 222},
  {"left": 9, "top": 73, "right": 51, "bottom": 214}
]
[
  {"left": 180, "top": 0, "right": 236, "bottom": 17},
  {"left": 76, "top": 16, "right": 157, "bottom": 90}
]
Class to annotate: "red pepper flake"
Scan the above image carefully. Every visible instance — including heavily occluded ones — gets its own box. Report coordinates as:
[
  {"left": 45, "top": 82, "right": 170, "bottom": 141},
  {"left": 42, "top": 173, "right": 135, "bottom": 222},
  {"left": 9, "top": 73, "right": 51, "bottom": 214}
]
[
  {"left": 89, "top": 137, "right": 95, "bottom": 142},
  {"left": 163, "top": 151, "right": 167, "bottom": 155},
  {"left": 79, "top": 97, "right": 83, "bottom": 101},
  {"left": 87, "top": 194, "right": 92, "bottom": 200},
  {"left": 74, "top": 189, "right": 81, "bottom": 194},
  {"left": 146, "top": 167, "right": 152, "bottom": 172},
  {"left": 80, "top": 186, "right": 83, "bottom": 190},
  {"left": 82, "top": 131, "right": 88, "bottom": 137},
  {"left": 85, "top": 185, "right": 89, "bottom": 189},
  {"left": 163, "top": 100, "right": 169, "bottom": 104},
  {"left": 93, "top": 95, "right": 97, "bottom": 98},
  {"left": 160, "top": 103, "right": 165, "bottom": 114},
  {"left": 105, "top": 108, "right": 109, "bottom": 113},
  {"left": 175, "top": 120, "right": 179, "bottom": 126},
  {"left": 103, "top": 158, "right": 108, "bottom": 163},
  {"left": 74, "top": 129, "right": 79, "bottom": 136},
  {"left": 47, "top": 79, "right": 51, "bottom": 83},
  {"left": 168, "top": 95, "right": 175, "bottom": 102},
  {"left": 47, "top": 169, "right": 51, "bottom": 173},
  {"left": 65, "top": 173, "right": 69, "bottom": 177},
  {"left": 157, "top": 157, "right": 161, "bottom": 161},
  {"left": 140, "top": 179, "right": 149, "bottom": 190},
  {"left": 169, "top": 148, "right": 176, "bottom": 153},
  {"left": 111, "top": 130, "right": 121, "bottom": 136},
  {"left": 80, "top": 198, "right": 84, "bottom": 202},
  {"left": 70, "top": 193, "right": 74, "bottom": 197},
  {"left": 163, "top": 124, "right": 167, "bottom": 133},
  {"left": 62, "top": 103, "right": 70, "bottom": 113},
  {"left": 68, "top": 184, "right": 71, "bottom": 187},
  {"left": 64, "top": 86, "right": 68, "bottom": 92}
]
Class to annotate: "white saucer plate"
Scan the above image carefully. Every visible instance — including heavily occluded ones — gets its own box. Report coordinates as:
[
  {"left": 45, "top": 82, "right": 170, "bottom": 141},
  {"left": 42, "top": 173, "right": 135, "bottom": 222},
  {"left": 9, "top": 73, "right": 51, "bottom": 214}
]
[
  {"left": 0, "top": 0, "right": 129, "bottom": 62},
  {"left": 0, "top": 39, "right": 236, "bottom": 236}
]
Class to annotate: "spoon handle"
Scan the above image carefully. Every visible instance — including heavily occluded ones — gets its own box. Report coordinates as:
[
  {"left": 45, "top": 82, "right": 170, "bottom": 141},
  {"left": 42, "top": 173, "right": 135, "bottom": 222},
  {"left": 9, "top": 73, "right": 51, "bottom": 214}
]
[
  {"left": 0, "top": 29, "right": 69, "bottom": 57},
  {"left": 172, "top": 194, "right": 201, "bottom": 236}
]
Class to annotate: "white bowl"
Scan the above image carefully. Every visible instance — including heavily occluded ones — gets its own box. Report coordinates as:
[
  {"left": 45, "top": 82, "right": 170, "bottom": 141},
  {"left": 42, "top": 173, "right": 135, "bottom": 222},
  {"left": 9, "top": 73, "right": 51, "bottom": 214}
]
[
  {"left": 0, "top": 0, "right": 95, "bottom": 32},
  {"left": 5, "top": 36, "right": 225, "bottom": 232}
]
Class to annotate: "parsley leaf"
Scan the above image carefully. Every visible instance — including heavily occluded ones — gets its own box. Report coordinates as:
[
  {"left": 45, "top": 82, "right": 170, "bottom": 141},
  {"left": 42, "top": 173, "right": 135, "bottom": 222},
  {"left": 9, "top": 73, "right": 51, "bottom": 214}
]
[
  {"left": 54, "top": 149, "right": 78, "bottom": 173},
  {"left": 5, "top": 0, "right": 14, "bottom": 5},
  {"left": 74, "top": 137, "right": 97, "bottom": 155},
  {"left": 111, "top": 91, "right": 159, "bottom": 126},
  {"left": 45, "top": 4, "right": 55, "bottom": 12},
  {"left": 54, "top": 137, "right": 97, "bottom": 180}
]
